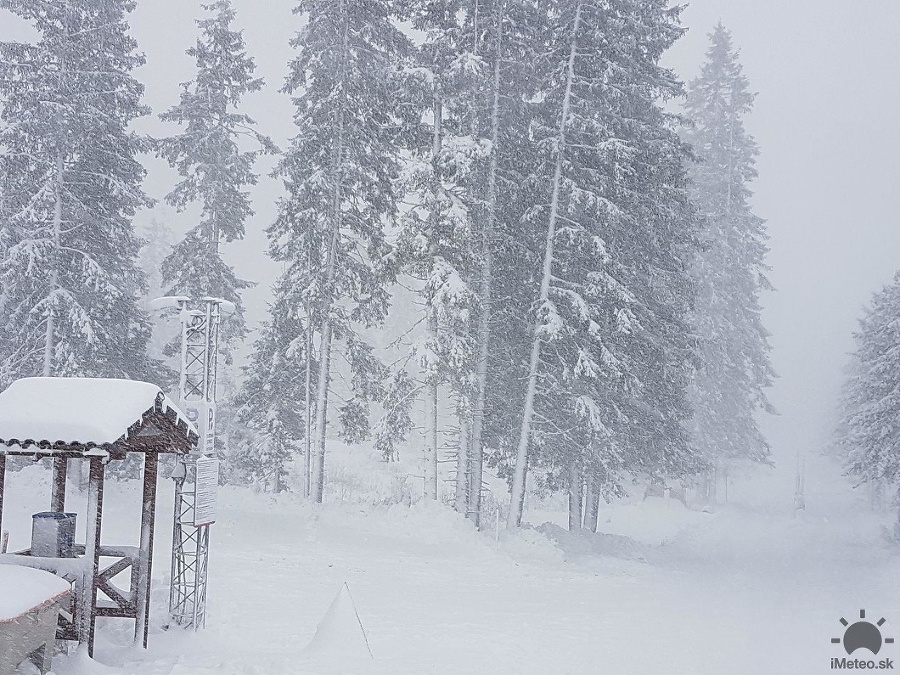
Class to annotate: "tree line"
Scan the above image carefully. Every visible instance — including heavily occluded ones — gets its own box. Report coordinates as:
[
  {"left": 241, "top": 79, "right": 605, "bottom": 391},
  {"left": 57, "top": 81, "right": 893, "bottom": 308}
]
[{"left": 0, "top": 0, "right": 773, "bottom": 529}]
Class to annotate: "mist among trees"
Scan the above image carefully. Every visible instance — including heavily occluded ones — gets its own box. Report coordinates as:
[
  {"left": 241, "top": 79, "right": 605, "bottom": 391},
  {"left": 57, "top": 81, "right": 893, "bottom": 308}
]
[{"left": 0, "top": 0, "right": 779, "bottom": 527}]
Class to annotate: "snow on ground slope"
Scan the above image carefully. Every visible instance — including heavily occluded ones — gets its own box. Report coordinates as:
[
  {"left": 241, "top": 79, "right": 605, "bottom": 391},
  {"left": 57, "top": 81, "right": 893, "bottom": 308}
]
[{"left": 2, "top": 455, "right": 897, "bottom": 675}]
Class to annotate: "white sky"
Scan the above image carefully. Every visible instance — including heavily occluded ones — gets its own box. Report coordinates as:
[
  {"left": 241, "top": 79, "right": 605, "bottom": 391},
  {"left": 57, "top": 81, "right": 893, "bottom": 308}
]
[
  {"left": 2, "top": 0, "right": 899, "bottom": 469},
  {"left": 668, "top": 0, "right": 900, "bottom": 468}
]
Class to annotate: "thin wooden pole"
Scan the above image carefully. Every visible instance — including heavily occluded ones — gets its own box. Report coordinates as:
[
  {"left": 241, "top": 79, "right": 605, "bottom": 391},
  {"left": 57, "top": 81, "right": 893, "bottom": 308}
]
[
  {"left": 81, "top": 456, "right": 104, "bottom": 657},
  {"left": 51, "top": 457, "right": 67, "bottom": 512},
  {"left": 135, "top": 452, "right": 158, "bottom": 647},
  {"left": 583, "top": 474, "right": 598, "bottom": 533},
  {"left": 0, "top": 454, "right": 6, "bottom": 537}
]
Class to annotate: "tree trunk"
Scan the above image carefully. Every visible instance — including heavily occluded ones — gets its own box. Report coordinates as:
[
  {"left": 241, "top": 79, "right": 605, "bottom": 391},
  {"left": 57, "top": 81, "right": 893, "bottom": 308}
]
[
  {"left": 583, "top": 473, "right": 599, "bottom": 533},
  {"left": 792, "top": 451, "right": 805, "bottom": 514},
  {"left": 311, "top": 3, "right": 348, "bottom": 504},
  {"left": 508, "top": 4, "right": 582, "bottom": 529},
  {"left": 423, "top": 94, "right": 443, "bottom": 502},
  {"left": 424, "top": 347, "right": 439, "bottom": 500},
  {"left": 567, "top": 464, "right": 583, "bottom": 532},
  {"left": 312, "top": 317, "right": 334, "bottom": 503},
  {"left": 43, "top": 153, "right": 64, "bottom": 376},
  {"left": 467, "top": 0, "right": 504, "bottom": 529},
  {"left": 707, "top": 467, "right": 718, "bottom": 507},
  {"left": 454, "top": 411, "right": 470, "bottom": 513},
  {"left": 303, "top": 258, "right": 313, "bottom": 499}
]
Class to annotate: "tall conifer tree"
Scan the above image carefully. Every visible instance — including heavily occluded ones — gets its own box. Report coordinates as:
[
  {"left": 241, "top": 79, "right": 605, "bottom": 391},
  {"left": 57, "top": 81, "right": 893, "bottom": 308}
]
[
  {"left": 232, "top": 283, "right": 311, "bottom": 492},
  {"left": 156, "top": 0, "right": 274, "bottom": 360},
  {"left": 836, "top": 277, "right": 900, "bottom": 494},
  {"left": 258, "top": 0, "right": 410, "bottom": 502},
  {"left": 506, "top": 0, "right": 701, "bottom": 528},
  {"left": 397, "top": 0, "right": 487, "bottom": 501},
  {"left": 0, "top": 0, "right": 158, "bottom": 386},
  {"left": 683, "top": 24, "right": 775, "bottom": 499}
]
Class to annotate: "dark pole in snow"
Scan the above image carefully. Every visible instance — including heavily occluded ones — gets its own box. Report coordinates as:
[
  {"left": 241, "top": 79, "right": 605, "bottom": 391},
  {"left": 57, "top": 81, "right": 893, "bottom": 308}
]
[
  {"left": 51, "top": 457, "right": 67, "bottom": 512},
  {"left": 0, "top": 454, "right": 5, "bottom": 538},
  {"left": 81, "top": 456, "right": 105, "bottom": 657},
  {"left": 135, "top": 451, "right": 158, "bottom": 647}
]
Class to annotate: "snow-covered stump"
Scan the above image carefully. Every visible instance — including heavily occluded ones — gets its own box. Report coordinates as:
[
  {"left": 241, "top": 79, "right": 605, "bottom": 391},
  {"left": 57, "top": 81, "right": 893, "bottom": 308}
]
[{"left": 303, "top": 583, "right": 373, "bottom": 663}]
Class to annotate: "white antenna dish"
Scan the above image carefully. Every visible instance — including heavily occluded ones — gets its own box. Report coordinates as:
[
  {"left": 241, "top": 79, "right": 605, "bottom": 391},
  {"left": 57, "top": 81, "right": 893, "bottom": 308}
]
[
  {"left": 149, "top": 296, "right": 191, "bottom": 311},
  {"left": 200, "top": 297, "right": 236, "bottom": 316}
]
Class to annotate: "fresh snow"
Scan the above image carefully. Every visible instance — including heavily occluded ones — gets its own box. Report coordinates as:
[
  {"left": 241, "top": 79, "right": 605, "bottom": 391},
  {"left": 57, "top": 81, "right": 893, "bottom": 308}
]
[
  {"left": 0, "top": 563, "right": 71, "bottom": 621},
  {"left": 302, "top": 583, "right": 373, "bottom": 662},
  {"left": 0, "top": 377, "right": 193, "bottom": 446},
  {"left": 0, "top": 454, "right": 894, "bottom": 674}
]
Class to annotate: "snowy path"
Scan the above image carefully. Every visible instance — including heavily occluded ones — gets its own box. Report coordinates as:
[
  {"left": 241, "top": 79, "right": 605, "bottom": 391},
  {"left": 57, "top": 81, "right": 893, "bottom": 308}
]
[{"left": 2, "top": 461, "right": 896, "bottom": 674}]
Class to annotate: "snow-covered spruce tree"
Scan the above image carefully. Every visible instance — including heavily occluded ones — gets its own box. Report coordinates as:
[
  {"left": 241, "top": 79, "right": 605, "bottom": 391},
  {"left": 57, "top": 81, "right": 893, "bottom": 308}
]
[
  {"left": 836, "top": 276, "right": 900, "bottom": 506},
  {"left": 265, "top": 0, "right": 409, "bottom": 503},
  {"left": 396, "top": 0, "right": 488, "bottom": 502},
  {"left": 373, "top": 366, "right": 417, "bottom": 463},
  {"left": 455, "top": 0, "right": 543, "bottom": 525},
  {"left": 155, "top": 0, "right": 275, "bottom": 362},
  {"left": 683, "top": 23, "right": 775, "bottom": 503},
  {"left": 232, "top": 282, "right": 313, "bottom": 492},
  {"left": 506, "top": 0, "right": 702, "bottom": 528},
  {"left": 0, "top": 0, "right": 159, "bottom": 387},
  {"left": 832, "top": 351, "right": 887, "bottom": 512}
]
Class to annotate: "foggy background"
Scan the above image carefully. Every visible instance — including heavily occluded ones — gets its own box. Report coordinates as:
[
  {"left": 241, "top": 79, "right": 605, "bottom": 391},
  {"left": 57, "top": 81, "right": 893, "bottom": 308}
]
[{"left": 3, "top": 0, "right": 898, "bottom": 476}]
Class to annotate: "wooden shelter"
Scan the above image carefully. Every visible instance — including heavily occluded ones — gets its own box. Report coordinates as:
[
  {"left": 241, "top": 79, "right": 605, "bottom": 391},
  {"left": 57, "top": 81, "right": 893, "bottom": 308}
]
[{"left": 0, "top": 377, "right": 197, "bottom": 656}]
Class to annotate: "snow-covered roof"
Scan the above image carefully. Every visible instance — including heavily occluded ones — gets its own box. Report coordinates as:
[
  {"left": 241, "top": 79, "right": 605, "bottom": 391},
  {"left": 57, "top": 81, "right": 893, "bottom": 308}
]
[
  {"left": 0, "top": 377, "right": 197, "bottom": 453},
  {"left": 0, "top": 563, "right": 72, "bottom": 622}
]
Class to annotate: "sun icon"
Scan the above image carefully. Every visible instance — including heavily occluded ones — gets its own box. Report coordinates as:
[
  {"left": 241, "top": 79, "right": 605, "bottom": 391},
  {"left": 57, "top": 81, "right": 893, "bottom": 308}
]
[{"left": 832, "top": 609, "right": 895, "bottom": 655}]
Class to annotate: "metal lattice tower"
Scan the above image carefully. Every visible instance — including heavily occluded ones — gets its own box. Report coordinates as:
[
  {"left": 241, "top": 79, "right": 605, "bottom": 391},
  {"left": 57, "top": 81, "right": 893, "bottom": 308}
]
[
  {"left": 169, "top": 455, "right": 212, "bottom": 628},
  {"left": 178, "top": 300, "right": 222, "bottom": 456},
  {"left": 150, "top": 296, "right": 232, "bottom": 630}
]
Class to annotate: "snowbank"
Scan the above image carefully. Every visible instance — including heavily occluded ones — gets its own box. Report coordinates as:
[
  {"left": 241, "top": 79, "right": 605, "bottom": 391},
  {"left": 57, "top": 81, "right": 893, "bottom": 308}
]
[
  {"left": 2, "top": 448, "right": 892, "bottom": 674},
  {"left": 595, "top": 496, "right": 713, "bottom": 546}
]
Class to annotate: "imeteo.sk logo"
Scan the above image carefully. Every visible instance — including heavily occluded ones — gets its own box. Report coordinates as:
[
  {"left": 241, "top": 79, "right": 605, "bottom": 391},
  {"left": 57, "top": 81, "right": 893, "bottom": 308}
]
[{"left": 831, "top": 609, "right": 895, "bottom": 670}]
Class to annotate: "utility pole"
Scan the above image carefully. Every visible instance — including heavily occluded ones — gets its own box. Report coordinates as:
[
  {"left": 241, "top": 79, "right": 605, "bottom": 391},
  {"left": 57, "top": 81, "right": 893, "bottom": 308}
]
[{"left": 793, "top": 449, "right": 806, "bottom": 516}]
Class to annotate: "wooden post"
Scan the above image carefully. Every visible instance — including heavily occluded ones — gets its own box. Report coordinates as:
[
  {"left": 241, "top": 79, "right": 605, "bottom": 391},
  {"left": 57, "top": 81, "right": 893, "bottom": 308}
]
[
  {"left": 583, "top": 474, "right": 599, "bottom": 533},
  {"left": 80, "top": 456, "right": 104, "bottom": 657},
  {"left": 51, "top": 456, "right": 67, "bottom": 512},
  {"left": 135, "top": 452, "right": 158, "bottom": 648},
  {"left": 567, "top": 464, "right": 583, "bottom": 531},
  {"left": 0, "top": 453, "right": 6, "bottom": 537}
]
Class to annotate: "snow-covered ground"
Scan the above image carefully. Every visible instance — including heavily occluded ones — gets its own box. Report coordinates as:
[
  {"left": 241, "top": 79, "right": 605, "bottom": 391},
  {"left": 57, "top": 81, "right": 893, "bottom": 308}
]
[{"left": 2, "top": 454, "right": 897, "bottom": 674}]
